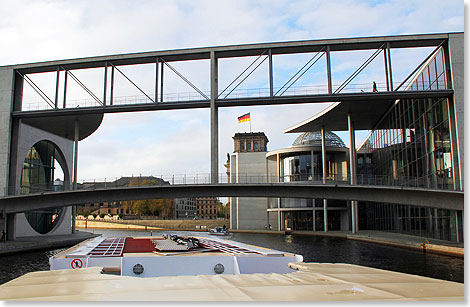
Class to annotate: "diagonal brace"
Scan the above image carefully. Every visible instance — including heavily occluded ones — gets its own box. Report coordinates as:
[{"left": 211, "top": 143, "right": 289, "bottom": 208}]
[
  {"left": 109, "top": 63, "right": 155, "bottom": 103},
  {"left": 219, "top": 49, "right": 268, "bottom": 99},
  {"left": 64, "top": 68, "right": 103, "bottom": 105},
  {"left": 334, "top": 43, "right": 386, "bottom": 94},
  {"left": 19, "top": 72, "right": 55, "bottom": 109},
  {"left": 161, "top": 59, "right": 209, "bottom": 100},
  {"left": 275, "top": 47, "right": 326, "bottom": 96}
]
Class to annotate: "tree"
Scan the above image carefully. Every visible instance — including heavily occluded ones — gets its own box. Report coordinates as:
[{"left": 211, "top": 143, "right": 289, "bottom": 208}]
[{"left": 121, "top": 178, "right": 174, "bottom": 218}]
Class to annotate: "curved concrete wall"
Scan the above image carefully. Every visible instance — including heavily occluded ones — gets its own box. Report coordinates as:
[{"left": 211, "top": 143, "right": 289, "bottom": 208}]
[{"left": 14, "top": 122, "right": 74, "bottom": 237}]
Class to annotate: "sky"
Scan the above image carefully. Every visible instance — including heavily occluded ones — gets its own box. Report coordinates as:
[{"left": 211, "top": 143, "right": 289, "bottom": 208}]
[{"left": 0, "top": 0, "right": 465, "bottom": 183}]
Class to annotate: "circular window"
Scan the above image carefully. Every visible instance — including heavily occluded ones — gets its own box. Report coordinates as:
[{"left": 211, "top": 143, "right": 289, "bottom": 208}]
[{"left": 20, "top": 140, "right": 66, "bottom": 234}]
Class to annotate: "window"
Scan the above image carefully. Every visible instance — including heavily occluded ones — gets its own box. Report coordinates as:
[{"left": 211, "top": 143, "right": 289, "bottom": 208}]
[
  {"left": 247, "top": 142, "right": 252, "bottom": 150},
  {"left": 240, "top": 142, "right": 245, "bottom": 150},
  {"left": 254, "top": 141, "right": 259, "bottom": 150}
]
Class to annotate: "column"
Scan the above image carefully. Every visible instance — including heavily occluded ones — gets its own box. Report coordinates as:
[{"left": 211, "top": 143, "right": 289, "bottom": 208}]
[
  {"left": 210, "top": 50, "right": 219, "bottom": 184},
  {"left": 269, "top": 49, "right": 273, "bottom": 97},
  {"left": 326, "top": 45, "right": 332, "bottom": 94},
  {"left": 155, "top": 57, "right": 159, "bottom": 103},
  {"left": 384, "top": 47, "right": 390, "bottom": 91},
  {"left": 348, "top": 113, "right": 358, "bottom": 233},
  {"left": 103, "top": 62, "right": 107, "bottom": 106},
  {"left": 386, "top": 42, "right": 393, "bottom": 91},
  {"left": 6, "top": 213, "right": 15, "bottom": 241},
  {"left": 312, "top": 207, "right": 316, "bottom": 231},
  {"left": 54, "top": 67, "right": 60, "bottom": 109},
  {"left": 445, "top": 34, "right": 464, "bottom": 190},
  {"left": 72, "top": 119, "right": 79, "bottom": 233},
  {"left": 321, "top": 127, "right": 328, "bottom": 232}
]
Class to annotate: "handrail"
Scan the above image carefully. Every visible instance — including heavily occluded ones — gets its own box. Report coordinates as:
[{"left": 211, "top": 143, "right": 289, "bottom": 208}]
[{"left": 3, "top": 172, "right": 455, "bottom": 196}]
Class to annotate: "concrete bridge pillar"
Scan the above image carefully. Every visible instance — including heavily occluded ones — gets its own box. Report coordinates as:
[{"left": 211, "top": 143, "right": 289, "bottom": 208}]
[
  {"left": 348, "top": 113, "right": 359, "bottom": 233},
  {"left": 6, "top": 213, "right": 15, "bottom": 240}
]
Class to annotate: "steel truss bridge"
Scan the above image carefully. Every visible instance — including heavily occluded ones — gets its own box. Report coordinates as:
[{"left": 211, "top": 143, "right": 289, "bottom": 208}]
[
  {"left": 2, "top": 33, "right": 460, "bottom": 229},
  {"left": 8, "top": 33, "right": 454, "bottom": 185}
]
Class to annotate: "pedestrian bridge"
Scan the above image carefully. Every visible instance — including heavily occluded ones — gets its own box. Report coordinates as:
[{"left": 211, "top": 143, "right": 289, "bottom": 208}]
[{"left": 0, "top": 182, "right": 463, "bottom": 214}]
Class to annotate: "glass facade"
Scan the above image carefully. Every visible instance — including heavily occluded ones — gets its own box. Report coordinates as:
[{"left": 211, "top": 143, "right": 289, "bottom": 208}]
[
  {"left": 361, "top": 48, "right": 454, "bottom": 190},
  {"left": 20, "top": 140, "right": 64, "bottom": 234},
  {"left": 282, "top": 209, "right": 346, "bottom": 231},
  {"left": 357, "top": 47, "right": 462, "bottom": 242},
  {"left": 280, "top": 152, "right": 347, "bottom": 182},
  {"left": 360, "top": 202, "right": 463, "bottom": 242}
]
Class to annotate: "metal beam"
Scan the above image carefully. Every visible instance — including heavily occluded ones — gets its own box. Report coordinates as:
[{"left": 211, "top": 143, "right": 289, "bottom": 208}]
[{"left": 10, "top": 33, "right": 453, "bottom": 74}]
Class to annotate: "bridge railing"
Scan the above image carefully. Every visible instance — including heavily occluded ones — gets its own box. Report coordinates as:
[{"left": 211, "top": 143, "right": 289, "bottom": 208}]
[
  {"left": 21, "top": 81, "right": 416, "bottom": 111},
  {"left": 2, "top": 173, "right": 449, "bottom": 197}
]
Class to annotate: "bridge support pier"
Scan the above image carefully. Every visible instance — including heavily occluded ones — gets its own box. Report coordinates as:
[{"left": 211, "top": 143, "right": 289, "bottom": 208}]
[
  {"left": 348, "top": 114, "right": 359, "bottom": 234},
  {"left": 6, "top": 213, "right": 16, "bottom": 240}
]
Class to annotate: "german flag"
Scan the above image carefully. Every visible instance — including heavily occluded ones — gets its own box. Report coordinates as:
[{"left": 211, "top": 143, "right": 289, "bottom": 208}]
[{"left": 238, "top": 113, "right": 251, "bottom": 123}]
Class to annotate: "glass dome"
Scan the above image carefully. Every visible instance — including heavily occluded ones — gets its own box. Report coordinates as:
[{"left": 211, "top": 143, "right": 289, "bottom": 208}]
[{"left": 292, "top": 131, "right": 346, "bottom": 148}]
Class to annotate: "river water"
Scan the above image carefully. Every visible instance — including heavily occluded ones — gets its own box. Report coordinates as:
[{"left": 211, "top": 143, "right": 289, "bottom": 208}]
[{"left": 0, "top": 228, "right": 464, "bottom": 285}]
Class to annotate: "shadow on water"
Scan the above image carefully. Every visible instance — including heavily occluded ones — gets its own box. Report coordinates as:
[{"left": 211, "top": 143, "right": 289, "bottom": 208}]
[{"left": 0, "top": 229, "right": 464, "bottom": 285}]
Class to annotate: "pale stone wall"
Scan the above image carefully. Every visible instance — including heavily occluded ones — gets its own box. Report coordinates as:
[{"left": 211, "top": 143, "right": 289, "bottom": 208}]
[
  {"left": 0, "top": 68, "right": 13, "bottom": 197},
  {"left": 449, "top": 33, "right": 464, "bottom": 188},
  {"left": 230, "top": 152, "right": 268, "bottom": 230}
]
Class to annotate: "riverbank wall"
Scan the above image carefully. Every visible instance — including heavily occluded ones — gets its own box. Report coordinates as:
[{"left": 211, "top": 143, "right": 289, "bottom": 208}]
[{"left": 76, "top": 219, "right": 228, "bottom": 231}]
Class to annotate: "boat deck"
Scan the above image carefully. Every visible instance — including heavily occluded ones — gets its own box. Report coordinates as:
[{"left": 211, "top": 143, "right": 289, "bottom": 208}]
[
  {"left": 0, "top": 262, "right": 463, "bottom": 301},
  {"left": 49, "top": 235, "right": 301, "bottom": 276}
]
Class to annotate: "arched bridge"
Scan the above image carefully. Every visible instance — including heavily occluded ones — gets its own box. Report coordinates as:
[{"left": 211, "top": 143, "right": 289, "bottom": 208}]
[{"left": 0, "top": 183, "right": 463, "bottom": 214}]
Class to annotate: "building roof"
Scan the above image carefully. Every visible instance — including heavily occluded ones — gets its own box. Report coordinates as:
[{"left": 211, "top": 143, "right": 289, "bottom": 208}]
[
  {"left": 292, "top": 131, "right": 346, "bottom": 148},
  {"left": 233, "top": 132, "right": 268, "bottom": 141}
]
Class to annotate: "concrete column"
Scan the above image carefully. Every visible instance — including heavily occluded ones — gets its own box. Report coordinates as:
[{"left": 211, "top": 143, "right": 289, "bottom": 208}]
[
  {"left": 312, "top": 207, "right": 316, "bottom": 231},
  {"left": 72, "top": 119, "right": 79, "bottom": 233},
  {"left": 386, "top": 42, "right": 393, "bottom": 91},
  {"left": 54, "top": 67, "right": 60, "bottom": 109},
  {"left": 348, "top": 114, "right": 356, "bottom": 184},
  {"left": 326, "top": 45, "right": 332, "bottom": 94},
  {"left": 277, "top": 153, "right": 280, "bottom": 182},
  {"left": 321, "top": 126, "right": 328, "bottom": 232},
  {"left": 210, "top": 50, "right": 219, "bottom": 184},
  {"left": 6, "top": 213, "right": 15, "bottom": 240},
  {"left": 348, "top": 113, "right": 358, "bottom": 233},
  {"left": 310, "top": 150, "right": 314, "bottom": 181},
  {"left": 447, "top": 34, "right": 464, "bottom": 189},
  {"left": 321, "top": 127, "right": 327, "bottom": 184},
  {"left": 103, "top": 62, "right": 107, "bottom": 106},
  {"left": 384, "top": 47, "right": 390, "bottom": 91},
  {"left": 268, "top": 49, "right": 273, "bottom": 97},
  {"left": 63, "top": 69, "right": 68, "bottom": 108},
  {"left": 160, "top": 61, "right": 164, "bottom": 102},
  {"left": 155, "top": 57, "right": 159, "bottom": 103}
]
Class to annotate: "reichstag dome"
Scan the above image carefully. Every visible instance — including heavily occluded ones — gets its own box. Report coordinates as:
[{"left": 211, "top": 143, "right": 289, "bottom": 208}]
[{"left": 292, "top": 131, "right": 346, "bottom": 148}]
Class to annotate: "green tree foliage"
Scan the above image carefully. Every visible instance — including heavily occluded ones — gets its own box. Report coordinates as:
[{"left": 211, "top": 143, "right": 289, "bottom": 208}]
[{"left": 122, "top": 178, "right": 174, "bottom": 218}]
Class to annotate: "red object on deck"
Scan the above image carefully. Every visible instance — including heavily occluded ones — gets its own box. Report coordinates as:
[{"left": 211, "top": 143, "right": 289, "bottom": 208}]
[{"left": 123, "top": 238, "right": 156, "bottom": 253}]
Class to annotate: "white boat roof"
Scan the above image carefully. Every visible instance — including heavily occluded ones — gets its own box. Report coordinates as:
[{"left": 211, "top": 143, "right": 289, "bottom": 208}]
[{"left": 0, "top": 262, "right": 463, "bottom": 301}]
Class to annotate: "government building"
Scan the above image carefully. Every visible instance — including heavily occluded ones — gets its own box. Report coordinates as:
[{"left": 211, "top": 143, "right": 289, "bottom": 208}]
[{"left": 229, "top": 33, "right": 464, "bottom": 242}]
